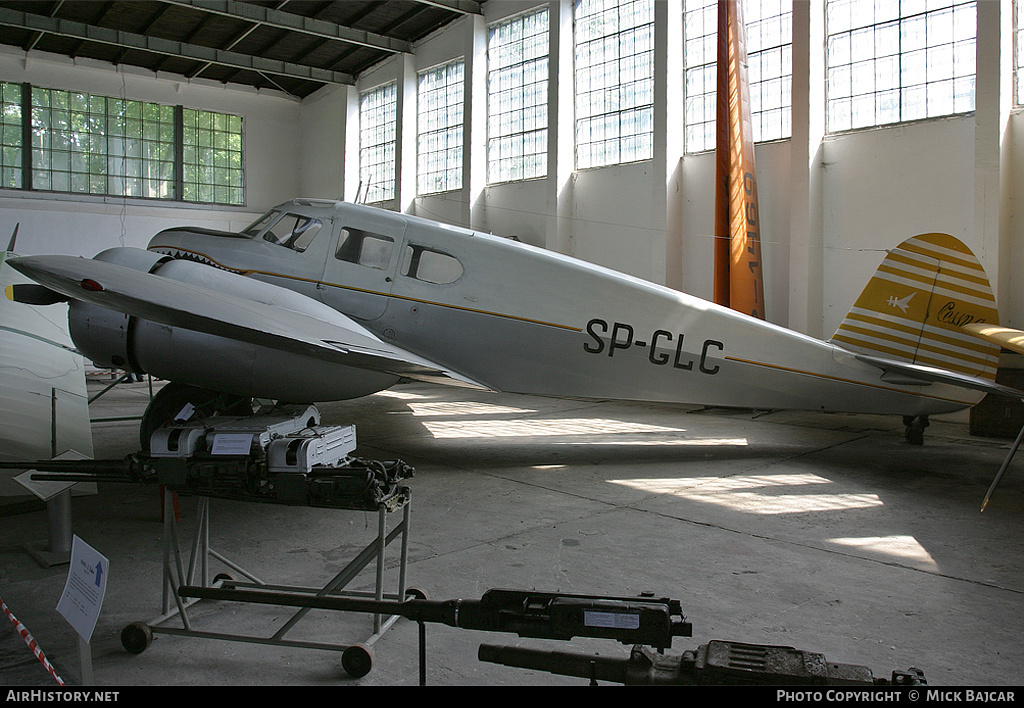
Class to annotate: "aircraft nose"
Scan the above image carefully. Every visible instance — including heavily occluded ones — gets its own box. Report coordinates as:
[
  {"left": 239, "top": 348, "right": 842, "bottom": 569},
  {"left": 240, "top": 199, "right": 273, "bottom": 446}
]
[{"left": 148, "top": 226, "right": 239, "bottom": 252}]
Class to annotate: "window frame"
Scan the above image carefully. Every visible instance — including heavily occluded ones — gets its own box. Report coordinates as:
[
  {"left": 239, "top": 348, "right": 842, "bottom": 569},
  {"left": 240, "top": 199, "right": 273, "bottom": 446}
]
[
  {"left": 486, "top": 5, "right": 550, "bottom": 185},
  {"left": 182, "top": 107, "right": 244, "bottom": 205},
  {"left": 259, "top": 213, "right": 324, "bottom": 253},
  {"left": 682, "top": 0, "right": 794, "bottom": 154},
  {"left": 0, "top": 82, "right": 22, "bottom": 190},
  {"left": 335, "top": 227, "right": 396, "bottom": 271},
  {"left": 574, "top": 0, "right": 655, "bottom": 169},
  {"left": 417, "top": 59, "right": 466, "bottom": 196},
  {"left": 825, "top": 0, "right": 977, "bottom": 134},
  {"left": 400, "top": 243, "right": 465, "bottom": 285},
  {"left": 1, "top": 81, "right": 246, "bottom": 206},
  {"left": 359, "top": 82, "right": 398, "bottom": 204},
  {"left": 1014, "top": 0, "right": 1024, "bottom": 106}
]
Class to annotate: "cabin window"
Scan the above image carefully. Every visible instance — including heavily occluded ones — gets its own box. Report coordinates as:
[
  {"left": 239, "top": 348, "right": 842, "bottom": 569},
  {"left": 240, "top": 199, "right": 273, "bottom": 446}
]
[
  {"left": 260, "top": 214, "right": 323, "bottom": 252},
  {"left": 242, "top": 210, "right": 278, "bottom": 237},
  {"left": 401, "top": 245, "right": 464, "bottom": 284},
  {"left": 335, "top": 228, "right": 395, "bottom": 270}
]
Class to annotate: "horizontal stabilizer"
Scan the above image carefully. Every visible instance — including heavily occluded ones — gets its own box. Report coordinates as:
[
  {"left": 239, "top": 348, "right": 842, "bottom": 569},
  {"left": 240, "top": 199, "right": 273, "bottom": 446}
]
[
  {"left": 962, "top": 323, "right": 1024, "bottom": 357},
  {"left": 855, "top": 352, "right": 1024, "bottom": 400},
  {"left": 8, "top": 254, "right": 488, "bottom": 391}
]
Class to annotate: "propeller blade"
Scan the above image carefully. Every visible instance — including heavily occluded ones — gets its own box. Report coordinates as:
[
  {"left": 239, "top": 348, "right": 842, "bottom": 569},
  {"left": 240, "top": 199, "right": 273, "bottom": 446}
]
[{"left": 5, "top": 283, "right": 67, "bottom": 305}]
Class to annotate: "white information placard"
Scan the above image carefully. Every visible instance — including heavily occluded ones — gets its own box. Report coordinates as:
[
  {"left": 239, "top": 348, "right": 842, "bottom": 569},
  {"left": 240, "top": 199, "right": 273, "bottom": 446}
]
[
  {"left": 56, "top": 535, "right": 108, "bottom": 642},
  {"left": 14, "top": 449, "right": 88, "bottom": 501},
  {"left": 211, "top": 433, "right": 254, "bottom": 455}
]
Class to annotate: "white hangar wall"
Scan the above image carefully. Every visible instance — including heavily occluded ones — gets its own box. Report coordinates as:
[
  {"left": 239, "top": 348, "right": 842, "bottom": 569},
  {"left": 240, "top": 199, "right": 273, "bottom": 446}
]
[
  {"left": 817, "top": 118, "right": 979, "bottom": 337},
  {"left": 0, "top": 0, "right": 1021, "bottom": 342},
  {"left": 302, "top": 0, "right": 1021, "bottom": 340}
]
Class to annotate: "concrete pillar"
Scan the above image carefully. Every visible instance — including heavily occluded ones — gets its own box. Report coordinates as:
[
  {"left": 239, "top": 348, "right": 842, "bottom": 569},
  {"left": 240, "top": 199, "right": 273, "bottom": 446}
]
[
  {"left": 548, "top": 0, "right": 576, "bottom": 256},
  {"left": 654, "top": 0, "right": 684, "bottom": 290},
  {"left": 343, "top": 85, "right": 360, "bottom": 203},
  {"left": 465, "top": 13, "right": 488, "bottom": 230},
  {"left": 973, "top": 0, "right": 1013, "bottom": 318},
  {"left": 396, "top": 53, "right": 418, "bottom": 214},
  {"left": 787, "top": 0, "right": 825, "bottom": 338}
]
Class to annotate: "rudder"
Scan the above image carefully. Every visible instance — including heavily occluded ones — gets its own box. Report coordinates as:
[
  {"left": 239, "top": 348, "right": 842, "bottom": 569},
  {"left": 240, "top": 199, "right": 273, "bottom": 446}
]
[{"left": 829, "top": 233, "right": 1001, "bottom": 382}]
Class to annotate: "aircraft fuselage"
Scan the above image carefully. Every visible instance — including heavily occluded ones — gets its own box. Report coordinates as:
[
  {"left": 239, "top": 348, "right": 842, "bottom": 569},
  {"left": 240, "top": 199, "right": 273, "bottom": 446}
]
[{"left": 147, "top": 199, "right": 981, "bottom": 417}]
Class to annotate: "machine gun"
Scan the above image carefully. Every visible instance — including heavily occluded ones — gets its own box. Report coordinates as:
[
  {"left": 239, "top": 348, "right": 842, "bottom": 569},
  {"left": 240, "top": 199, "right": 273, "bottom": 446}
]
[
  {"left": 179, "top": 585, "right": 691, "bottom": 648},
  {"left": 0, "top": 405, "right": 412, "bottom": 510},
  {"left": 478, "top": 640, "right": 927, "bottom": 687},
  {"left": 175, "top": 584, "right": 926, "bottom": 686}
]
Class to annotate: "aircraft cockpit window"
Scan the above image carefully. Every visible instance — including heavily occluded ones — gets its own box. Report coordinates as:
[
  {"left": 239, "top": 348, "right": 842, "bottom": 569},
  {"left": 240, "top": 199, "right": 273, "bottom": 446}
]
[
  {"left": 261, "top": 214, "right": 323, "bottom": 253},
  {"left": 335, "top": 228, "right": 395, "bottom": 270},
  {"left": 242, "top": 210, "right": 279, "bottom": 237},
  {"left": 401, "top": 245, "right": 464, "bottom": 285}
]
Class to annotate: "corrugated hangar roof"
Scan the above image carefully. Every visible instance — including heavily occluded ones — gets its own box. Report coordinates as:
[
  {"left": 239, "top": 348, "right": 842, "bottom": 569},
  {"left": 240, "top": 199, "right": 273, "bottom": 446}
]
[{"left": 0, "top": 0, "right": 484, "bottom": 99}]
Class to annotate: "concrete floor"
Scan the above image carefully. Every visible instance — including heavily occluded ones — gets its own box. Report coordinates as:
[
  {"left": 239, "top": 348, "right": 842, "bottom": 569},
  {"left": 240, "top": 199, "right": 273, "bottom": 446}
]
[{"left": 1, "top": 377, "right": 1023, "bottom": 687}]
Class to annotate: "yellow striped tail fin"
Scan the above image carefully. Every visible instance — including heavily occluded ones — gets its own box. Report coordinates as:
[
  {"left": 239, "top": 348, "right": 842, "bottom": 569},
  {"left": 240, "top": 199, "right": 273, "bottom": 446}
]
[{"left": 829, "top": 233, "right": 1001, "bottom": 382}]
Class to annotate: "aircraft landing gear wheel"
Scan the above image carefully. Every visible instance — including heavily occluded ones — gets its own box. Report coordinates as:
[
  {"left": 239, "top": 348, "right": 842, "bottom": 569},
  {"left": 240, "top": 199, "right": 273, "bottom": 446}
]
[
  {"left": 342, "top": 643, "right": 374, "bottom": 678},
  {"left": 121, "top": 622, "right": 153, "bottom": 654},
  {"left": 903, "top": 415, "right": 929, "bottom": 446}
]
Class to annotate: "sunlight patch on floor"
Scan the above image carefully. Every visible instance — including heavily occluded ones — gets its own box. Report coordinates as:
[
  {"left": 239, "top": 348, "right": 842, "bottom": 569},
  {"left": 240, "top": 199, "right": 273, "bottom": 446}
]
[
  {"left": 407, "top": 401, "right": 536, "bottom": 417},
  {"left": 375, "top": 389, "right": 432, "bottom": 400},
  {"left": 609, "top": 473, "right": 884, "bottom": 514},
  {"left": 827, "top": 535, "right": 938, "bottom": 569},
  {"left": 548, "top": 436, "right": 748, "bottom": 447},
  {"left": 422, "top": 417, "right": 692, "bottom": 439}
]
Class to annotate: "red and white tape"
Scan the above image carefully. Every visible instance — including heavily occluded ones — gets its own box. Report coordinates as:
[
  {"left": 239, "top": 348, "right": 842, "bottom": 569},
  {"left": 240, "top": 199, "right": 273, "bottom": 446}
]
[{"left": 1, "top": 596, "right": 65, "bottom": 686}]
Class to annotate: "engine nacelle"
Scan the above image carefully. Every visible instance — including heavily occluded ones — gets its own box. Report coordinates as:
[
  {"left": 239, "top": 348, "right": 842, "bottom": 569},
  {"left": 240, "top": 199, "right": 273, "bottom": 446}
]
[
  {"left": 68, "top": 247, "right": 169, "bottom": 372},
  {"left": 69, "top": 247, "right": 399, "bottom": 402}
]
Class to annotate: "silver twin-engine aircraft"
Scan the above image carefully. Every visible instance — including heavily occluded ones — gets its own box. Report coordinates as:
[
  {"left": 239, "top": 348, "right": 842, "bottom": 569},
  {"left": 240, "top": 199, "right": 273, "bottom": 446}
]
[{"left": 6, "top": 198, "right": 1022, "bottom": 445}]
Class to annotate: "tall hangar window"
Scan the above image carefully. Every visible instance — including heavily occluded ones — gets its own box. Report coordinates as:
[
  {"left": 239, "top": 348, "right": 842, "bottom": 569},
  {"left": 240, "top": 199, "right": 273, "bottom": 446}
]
[
  {"left": 359, "top": 82, "right": 398, "bottom": 204},
  {"left": 826, "top": 0, "right": 976, "bottom": 132},
  {"left": 574, "top": 0, "right": 654, "bottom": 169},
  {"left": 0, "top": 82, "right": 245, "bottom": 205},
  {"left": 1, "top": 82, "right": 21, "bottom": 189},
  {"left": 182, "top": 109, "right": 243, "bottom": 205},
  {"left": 683, "top": 0, "right": 793, "bottom": 154},
  {"left": 32, "top": 88, "right": 176, "bottom": 199},
  {"left": 487, "top": 6, "right": 550, "bottom": 184},
  {"left": 418, "top": 60, "right": 465, "bottom": 195},
  {"left": 1016, "top": 0, "right": 1024, "bottom": 103}
]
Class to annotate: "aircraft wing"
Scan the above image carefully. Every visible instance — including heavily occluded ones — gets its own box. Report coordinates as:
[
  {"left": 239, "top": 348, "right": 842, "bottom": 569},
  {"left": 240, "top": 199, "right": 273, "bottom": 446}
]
[
  {"left": 962, "top": 323, "right": 1024, "bottom": 357},
  {"left": 853, "top": 352, "right": 1024, "bottom": 400},
  {"left": 8, "top": 254, "right": 489, "bottom": 391}
]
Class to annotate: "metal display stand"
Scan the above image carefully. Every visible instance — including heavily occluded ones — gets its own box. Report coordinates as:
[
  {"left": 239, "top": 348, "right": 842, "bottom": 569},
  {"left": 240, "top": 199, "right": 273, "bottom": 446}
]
[{"left": 120, "top": 489, "right": 413, "bottom": 678}]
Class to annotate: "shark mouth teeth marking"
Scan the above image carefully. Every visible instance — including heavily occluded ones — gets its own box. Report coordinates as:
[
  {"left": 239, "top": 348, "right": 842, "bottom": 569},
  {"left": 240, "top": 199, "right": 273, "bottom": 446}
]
[{"left": 151, "top": 247, "right": 239, "bottom": 273}]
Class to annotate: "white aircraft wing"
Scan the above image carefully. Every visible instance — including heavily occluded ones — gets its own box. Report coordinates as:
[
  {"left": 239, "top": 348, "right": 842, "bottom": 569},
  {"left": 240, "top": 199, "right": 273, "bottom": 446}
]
[
  {"left": 8, "top": 254, "right": 489, "bottom": 391},
  {"left": 853, "top": 352, "right": 1024, "bottom": 399}
]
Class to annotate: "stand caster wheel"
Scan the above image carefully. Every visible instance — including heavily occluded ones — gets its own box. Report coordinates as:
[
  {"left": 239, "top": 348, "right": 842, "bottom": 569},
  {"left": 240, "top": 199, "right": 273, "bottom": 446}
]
[
  {"left": 342, "top": 643, "right": 374, "bottom": 678},
  {"left": 121, "top": 622, "right": 153, "bottom": 654},
  {"left": 405, "top": 587, "right": 428, "bottom": 601}
]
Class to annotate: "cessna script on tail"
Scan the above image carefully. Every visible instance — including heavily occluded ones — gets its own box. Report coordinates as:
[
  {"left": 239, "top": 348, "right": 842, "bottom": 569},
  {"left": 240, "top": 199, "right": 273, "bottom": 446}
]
[{"left": 6, "top": 198, "right": 1022, "bottom": 444}]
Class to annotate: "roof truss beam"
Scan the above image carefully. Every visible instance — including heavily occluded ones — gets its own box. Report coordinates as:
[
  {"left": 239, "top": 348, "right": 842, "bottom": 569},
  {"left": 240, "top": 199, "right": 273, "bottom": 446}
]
[
  {"left": 411, "top": 0, "right": 482, "bottom": 15},
  {"left": 0, "top": 5, "right": 355, "bottom": 86},
  {"left": 166, "top": 0, "right": 414, "bottom": 54}
]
